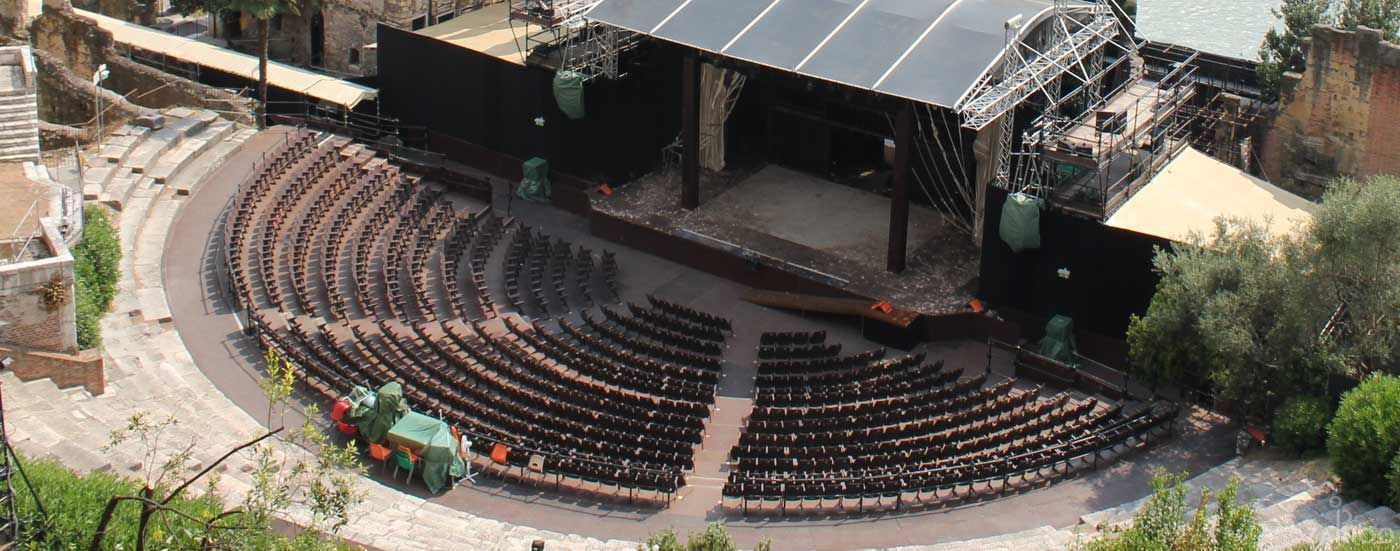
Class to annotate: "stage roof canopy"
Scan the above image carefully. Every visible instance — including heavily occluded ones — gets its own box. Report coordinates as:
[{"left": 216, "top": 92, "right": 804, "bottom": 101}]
[
  {"left": 1106, "top": 147, "right": 1316, "bottom": 242},
  {"left": 414, "top": 2, "right": 526, "bottom": 66},
  {"left": 78, "top": 9, "right": 378, "bottom": 109},
  {"left": 584, "top": 0, "right": 1065, "bottom": 108}
]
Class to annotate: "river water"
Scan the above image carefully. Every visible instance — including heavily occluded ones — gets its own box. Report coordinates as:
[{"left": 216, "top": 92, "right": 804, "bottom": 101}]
[{"left": 1136, "top": 0, "right": 1284, "bottom": 60}]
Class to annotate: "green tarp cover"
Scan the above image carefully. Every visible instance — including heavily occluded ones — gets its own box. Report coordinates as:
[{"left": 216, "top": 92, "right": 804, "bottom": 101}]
[
  {"left": 342, "top": 385, "right": 374, "bottom": 425},
  {"left": 552, "top": 70, "right": 586, "bottom": 120},
  {"left": 1037, "top": 315, "right": 1077, "bottom": 364},
  {"left": 999, "top": 192, "right": 1043, "bottom": 253},
  {"left": 517, "top": 157, "right": 551, "bottom": 202},
  {"left": 353, "top": 382, "right": 406, "bottom": 444},
  {"left": 385, "top": 411, "right": 464, "bottom": 493}
]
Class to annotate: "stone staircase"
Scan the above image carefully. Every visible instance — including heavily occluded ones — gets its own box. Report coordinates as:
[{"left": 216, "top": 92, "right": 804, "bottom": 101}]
[
  {"left": 907, "top": 457, "right": 1400, "bottom": 551},
  {"left": 82, "top": 107, "right": 243, "bottom": 211},
  {"left": 0, "top": 46, "right": 40, "bottom": 163}
]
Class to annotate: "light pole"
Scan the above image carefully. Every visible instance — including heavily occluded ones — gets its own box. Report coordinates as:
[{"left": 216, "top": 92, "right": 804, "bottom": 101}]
[{"left": 91, "top": 64, "right": 110, "bottom": 144}]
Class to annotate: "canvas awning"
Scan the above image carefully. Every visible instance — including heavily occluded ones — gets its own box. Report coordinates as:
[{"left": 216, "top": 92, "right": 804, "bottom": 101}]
[
  {"left": 584, "top": 0, "right": 1071, "bottom": 108},
  {"left": 77, "top": 9, "right": 378, "bottom": 109},
  {"left": 1106, "top": 147, "right": 1317, "bottom": 242}
]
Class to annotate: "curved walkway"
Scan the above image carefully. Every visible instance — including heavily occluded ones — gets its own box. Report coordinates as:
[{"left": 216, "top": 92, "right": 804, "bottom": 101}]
[{"left": 145, "top": 126, "right": 1247, "bottom": 549}]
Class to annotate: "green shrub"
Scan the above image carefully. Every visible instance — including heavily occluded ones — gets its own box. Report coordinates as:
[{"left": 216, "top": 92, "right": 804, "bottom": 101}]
[
  {"left": 1075, "top": 470, "right": 1260, "bottom": 551},
  {"left": 11, "top": 453, "right": 356, "bottom": 550},
  {"left": 640, "top": 523, "right": 770, "bottom": 551},
  {"left": 1274, "top": 395, "right": 1332, "bottom": 455},
  {"left": 71, "top": 205, "right": 121, "bottom": 350},
  {"left": 1327, "top": 373, "right": 1400, "bottom": 506}
]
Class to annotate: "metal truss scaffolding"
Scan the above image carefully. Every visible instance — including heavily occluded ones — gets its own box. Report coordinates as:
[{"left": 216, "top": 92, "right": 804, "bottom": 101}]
[{"left": 509, "top": 0, "right": 638, "bottom": 80}]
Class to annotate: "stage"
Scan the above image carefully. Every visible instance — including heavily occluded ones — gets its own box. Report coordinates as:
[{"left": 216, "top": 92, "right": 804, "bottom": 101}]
[{"left": 593, "top": 164, "right": 979, "bottom": 316}]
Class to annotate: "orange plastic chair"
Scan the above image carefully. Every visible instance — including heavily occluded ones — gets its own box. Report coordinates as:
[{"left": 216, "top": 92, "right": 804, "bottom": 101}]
[
  {"left": 368, "top": 442, "right": 392, "bottom": 471},
  {"left": 490, "top": 443, "right": 510, "bottom": 465}
]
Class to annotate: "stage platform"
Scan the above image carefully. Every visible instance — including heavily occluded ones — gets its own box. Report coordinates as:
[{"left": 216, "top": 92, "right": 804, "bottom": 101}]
[{"left": 594, "top": 164, "right": 979, "bottom": 316}]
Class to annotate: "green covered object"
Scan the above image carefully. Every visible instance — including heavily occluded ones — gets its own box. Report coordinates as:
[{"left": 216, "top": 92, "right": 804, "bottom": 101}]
[
  {"left": 342, "top": 385, "right": 375, "bottom": 425},
  {"left": 999, "top": 192, "right": 1043, "bottom": 253},
  {"left": 517, "top": 157, "right": 551, "bottom": 202},
  {"left": 354, "top": 382, "right": 407, "bottom": 445},
  {"left": 385, "top": 411, "right": 464, "bottom": 493},
  {"left": 552, "top": 70, "right": 586, "bottom": 120},
  {"left": 1037, "top": 315, "right": 1077, "bottom": 364}
]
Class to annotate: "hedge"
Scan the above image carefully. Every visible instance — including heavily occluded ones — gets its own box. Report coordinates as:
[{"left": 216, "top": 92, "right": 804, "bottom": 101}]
[
  {"left": 1273, "top": 396, "right": 1332, "bottom": 455},
  {"left": 1327, "top": 373, "right": 1400, "bottom": 506},
  {"left": 72, "top": 205, "right": 121, "bottom": 349}
]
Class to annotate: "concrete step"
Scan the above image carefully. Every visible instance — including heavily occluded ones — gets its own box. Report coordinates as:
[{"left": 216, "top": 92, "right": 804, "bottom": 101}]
[
  {"left": 172, "top": 124, "right": 253, "bottom": 195},
  {"left": 0, "top": 110, "right": 36, "bottom": 123},
  {"left": 148, "top": 120, "right": 234, "bottom": 184},
  {"left": 123, "top": 115, "right": 211, "bottom": 174},
  {"left": 97, "top": 132, "right": 147, "bottom": 165},
  {"left": 0, "top": 118, "right": 35, "bottom": 131},
  {"left": 0, "top": 100, "right": 35, "bottom": 113},
  {"left": 98, "top": 167, "right": 138, "bottom": 210}
]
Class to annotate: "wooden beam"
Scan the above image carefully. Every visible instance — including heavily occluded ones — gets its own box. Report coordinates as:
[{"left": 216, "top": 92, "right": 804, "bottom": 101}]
[
  {"left": 887, "top": 101, "right": 913, "bottom": 273},
  {"left": 681, "top": 53, "right": 701, "bottom": 210}
]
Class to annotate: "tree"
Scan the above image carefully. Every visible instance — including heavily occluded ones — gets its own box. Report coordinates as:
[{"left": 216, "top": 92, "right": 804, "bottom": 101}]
[
  {"left": 1337, "top": 0, "right": 1400, "bottom": 39},
  {"left": 1126, "top": 218, "right": 1317, "bottom": 414},
  {"left": 1128, "top": 175, "right": 1400, "bottom": 415},
  {"left": 91, "top": 349, "right": 365, "bottom": 548},
  {"left": 1075, "top": 470, "right": 1261, "bottom": 551},
  {"left": 1304, "top": 176, "right": 1400, "bottom": 376},
  {"left": 169, "top": 0, "right": 296, "bottom": 128},
  {"left": 1258, "top": 0, "right": 1332, "bottom": 100},
  {"left": 230, "top": 0, "right": 300, "bottom": 128}
]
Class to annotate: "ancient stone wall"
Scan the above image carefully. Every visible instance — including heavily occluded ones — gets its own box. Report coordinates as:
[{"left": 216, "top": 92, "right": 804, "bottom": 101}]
[
  {"left": 30, "top": 6, "right": 252, "bottom": 123},
  {"left": 1263, "top": 25, "right": 1400, "bottom": 198},
  {"left": 32, "top": 46, "right": 150, "bottom": 127}
]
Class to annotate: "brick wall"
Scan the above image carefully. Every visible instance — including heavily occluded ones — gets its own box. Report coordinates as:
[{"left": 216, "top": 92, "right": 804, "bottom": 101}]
[
  {"left": 1263, "top": 25, "right": 1400, "bottom": 198},
  {"left": 0, "top": 219, "right": 77, "bottom": 354},
  {"left": 0, "top": 344, "right": 104, "bottom": 394}
]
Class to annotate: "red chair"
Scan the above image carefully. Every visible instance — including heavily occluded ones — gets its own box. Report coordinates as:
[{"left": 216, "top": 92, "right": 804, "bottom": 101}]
[
  {"left": 330, "top": 400, "right": 351, "bottom": 422},
  {"left": 490, "top": 443, "right": 509, "bottom": 465}
]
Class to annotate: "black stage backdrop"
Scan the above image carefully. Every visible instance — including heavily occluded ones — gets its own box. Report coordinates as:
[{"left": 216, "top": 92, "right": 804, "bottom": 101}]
[
  {"left": 977, "top": 185, "right": 1171, "bottom": 343},
  {"left": 377, "top": 24, "right": 683, "bottom": 187}
]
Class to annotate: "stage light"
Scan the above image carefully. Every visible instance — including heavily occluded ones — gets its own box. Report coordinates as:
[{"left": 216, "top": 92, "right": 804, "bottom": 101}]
[{"left": 1058, "top": 268, "right": 1071, "bottom": 279}]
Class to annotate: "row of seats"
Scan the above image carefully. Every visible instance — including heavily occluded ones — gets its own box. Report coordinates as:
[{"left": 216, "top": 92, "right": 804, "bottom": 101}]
[
  {"left": 223, "top": 133, "right": 706, "bottom": 499},
  {"left": 724, "top": 341, "right": 1178, "bottom": 514}
]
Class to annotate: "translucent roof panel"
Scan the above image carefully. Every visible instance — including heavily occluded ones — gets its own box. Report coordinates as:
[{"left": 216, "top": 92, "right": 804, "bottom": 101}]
[
  {"left": 796, "top": 0, "right": 959, "bottom": 89},
  {"left": 582, "top": 0, "right": 687, "bottom": 34},
  {"left": 653, "top": 0, "right": 776, "bottom": 53},
  {"left": 586, "top": 0, "right": 1074, "bottom": 108},
  {"left": 722, "top": 0, "right": 863, "bottom": 71},
  {"left": 876, "top": 0, "right": 1053, "bottom": 107}
]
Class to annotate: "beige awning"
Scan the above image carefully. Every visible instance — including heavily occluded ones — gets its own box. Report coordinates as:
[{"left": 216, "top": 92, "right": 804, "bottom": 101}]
[
  {"left": 415, "top": 3, "right": 526, "bottom": 65},
  {"left": 77, "top": 9, "right": 378, "bottom": 109},
  {"left": 1106, "top": 147, "right": 1317, "bottom": 242}
]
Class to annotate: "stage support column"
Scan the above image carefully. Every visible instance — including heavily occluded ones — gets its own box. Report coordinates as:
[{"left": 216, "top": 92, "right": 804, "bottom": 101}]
[
  {"left": 681, "top": 53, "right": 701, "bottom": 210},
  {"left": 887, "top": 102, "right": 914, "bottom": 273}
]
